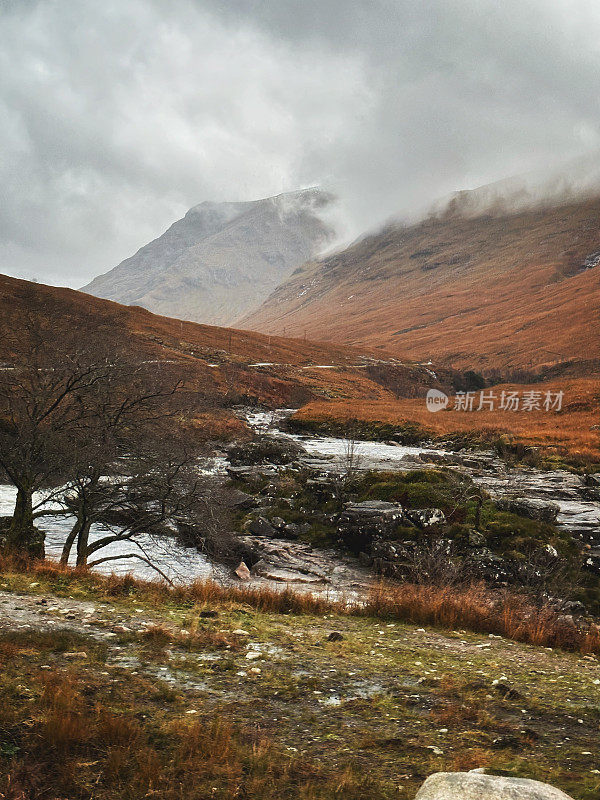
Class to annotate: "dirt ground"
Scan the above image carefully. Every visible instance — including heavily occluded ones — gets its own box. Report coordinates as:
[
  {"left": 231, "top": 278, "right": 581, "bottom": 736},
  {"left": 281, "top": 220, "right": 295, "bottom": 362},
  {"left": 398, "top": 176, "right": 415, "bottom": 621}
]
[{"left": 1, "top": 578, "right": 600, "bottom": 798}]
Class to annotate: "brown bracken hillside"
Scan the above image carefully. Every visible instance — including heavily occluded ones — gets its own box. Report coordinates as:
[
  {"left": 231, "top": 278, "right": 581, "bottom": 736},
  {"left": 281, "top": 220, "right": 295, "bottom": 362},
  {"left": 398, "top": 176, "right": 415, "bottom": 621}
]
[
  {"left": 1, "top": 274, "right": 597, "bottom": 460},
  {"left": 239, "top": 196, "right": 600, "bottom": 371},
  {"left": 0, "top": 274, "right": 457, "bottom": 438}
]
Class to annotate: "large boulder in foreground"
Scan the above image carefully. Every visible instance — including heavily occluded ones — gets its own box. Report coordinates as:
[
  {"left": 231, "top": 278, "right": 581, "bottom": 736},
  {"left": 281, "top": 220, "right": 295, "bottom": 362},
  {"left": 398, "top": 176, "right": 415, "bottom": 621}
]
[{"left": 415, "top": 772, "right": 574, "bottom": 800}]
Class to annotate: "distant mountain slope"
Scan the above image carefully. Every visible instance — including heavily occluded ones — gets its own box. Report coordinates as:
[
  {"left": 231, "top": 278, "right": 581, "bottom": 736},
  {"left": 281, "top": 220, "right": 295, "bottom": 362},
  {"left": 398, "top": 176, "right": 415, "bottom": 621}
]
[
  {"left": 0, "top": 273, "right": 461, "bottom": 436},
  {"left": 239, "top": 195, "right": 600, "bottom": 370},
  {"left": 82, "top": 188, "right": 335, "bottom": 326},
  {"left": 2, "top": 273, "right": 597, "bottom": 459}
]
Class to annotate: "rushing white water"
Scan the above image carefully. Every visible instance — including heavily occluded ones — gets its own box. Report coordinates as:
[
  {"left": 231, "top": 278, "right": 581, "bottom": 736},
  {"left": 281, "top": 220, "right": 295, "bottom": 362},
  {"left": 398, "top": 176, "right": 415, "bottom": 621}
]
[
  {"left": 0, "top": 482, "right": 369, "bottom": 598},
  {"left": 245, "top": 409, "right": 600, "bottom": 543},
  {"left": 0, "top": 485, "right": 224, "bottom": 584},
  {"left": 245, "top": 409, "right": 446, "bottom": 466},
  {"left": 290, "top": 434, "right": 446, "bottom": 468}
]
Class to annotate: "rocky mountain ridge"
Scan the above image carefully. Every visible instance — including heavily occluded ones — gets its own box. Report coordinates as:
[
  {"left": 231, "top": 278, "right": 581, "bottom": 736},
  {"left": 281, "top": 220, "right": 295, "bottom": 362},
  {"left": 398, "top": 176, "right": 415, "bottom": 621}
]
[{"left": 82, "top": 188, "right": 335, "bottom": 326}]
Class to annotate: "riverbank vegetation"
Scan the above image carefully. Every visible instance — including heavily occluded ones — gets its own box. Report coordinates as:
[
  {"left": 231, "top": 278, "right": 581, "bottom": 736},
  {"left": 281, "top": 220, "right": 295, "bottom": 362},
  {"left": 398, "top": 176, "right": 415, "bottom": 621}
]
[
  {"left": 231, "top": 465, "right": 599, "bottom": 609},
  {"left": 0, "top": 556, "right": 598, "bottom": 658},
  {"left": 289, "top": 376, "right": 600, "bottom": 469}
]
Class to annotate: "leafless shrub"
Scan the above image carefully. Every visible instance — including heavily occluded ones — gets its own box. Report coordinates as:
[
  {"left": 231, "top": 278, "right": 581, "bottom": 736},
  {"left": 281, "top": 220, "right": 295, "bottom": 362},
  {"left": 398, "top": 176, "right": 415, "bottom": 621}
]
[
  {"left": 342, "top": 431, "right": 363, "bottom": 477},
  {"left": 400, "top": 539, "right": 471, "bottom": 587},
  {"left": 504, "top": 548, "right": 581, "bottom": 608}
]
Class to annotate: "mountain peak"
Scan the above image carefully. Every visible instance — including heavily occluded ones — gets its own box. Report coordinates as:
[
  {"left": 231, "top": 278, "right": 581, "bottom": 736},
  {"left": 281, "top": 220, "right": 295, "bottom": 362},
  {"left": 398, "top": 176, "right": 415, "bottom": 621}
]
[
  {"left": 239, "top": 192, "right": 600, "bottom": 370},
  {"left": 82, "top": 188, "right": 335, "bottom": 326}
]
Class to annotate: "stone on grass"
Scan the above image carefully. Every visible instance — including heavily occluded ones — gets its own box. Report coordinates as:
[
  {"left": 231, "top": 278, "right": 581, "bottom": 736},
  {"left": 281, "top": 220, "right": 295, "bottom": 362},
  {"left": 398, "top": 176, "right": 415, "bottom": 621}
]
[{"left": 414, "top": 772, "right": 574, "bottom": 800}]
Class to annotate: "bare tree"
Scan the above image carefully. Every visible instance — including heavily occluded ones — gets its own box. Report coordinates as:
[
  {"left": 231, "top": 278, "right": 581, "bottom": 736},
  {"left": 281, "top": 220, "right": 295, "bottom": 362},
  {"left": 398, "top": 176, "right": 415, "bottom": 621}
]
[
  {"left": 0, "top": 315, "right": 117, "bottom": 555},
  {"left": 0, "top": 305, "right": 203, "bottom": 560},
  {"left": 65, "top": 432, "right": 198, "bottom": 560}
]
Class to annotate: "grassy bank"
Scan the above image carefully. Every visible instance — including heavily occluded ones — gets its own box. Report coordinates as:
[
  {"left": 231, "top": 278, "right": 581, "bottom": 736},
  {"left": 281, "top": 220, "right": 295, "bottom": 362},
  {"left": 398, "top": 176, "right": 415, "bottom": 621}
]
[
  {"left": 1, "top": 561, "right": 600, "bottom": 799},
  {"left": 1, "top": 556, "right": 599, "bottom": 657},
  {"left": 289, "top": 376, "right": 600, "bottom": 469}
]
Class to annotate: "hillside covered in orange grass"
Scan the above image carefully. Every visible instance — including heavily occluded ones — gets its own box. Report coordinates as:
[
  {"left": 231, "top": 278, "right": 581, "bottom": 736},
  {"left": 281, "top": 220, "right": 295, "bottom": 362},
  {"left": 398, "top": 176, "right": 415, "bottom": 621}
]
[
  {"left": 240, "top": 195, "right": 600, "bottom": 372},
  {"left": 0, "top": 274, "right": 460, "bottom": 438},
  {"left": 2, "top": 273, "right": 597, "bottom": 459},
  {"left": 293, "top": 376, "right": 600, "bottom": 464}
]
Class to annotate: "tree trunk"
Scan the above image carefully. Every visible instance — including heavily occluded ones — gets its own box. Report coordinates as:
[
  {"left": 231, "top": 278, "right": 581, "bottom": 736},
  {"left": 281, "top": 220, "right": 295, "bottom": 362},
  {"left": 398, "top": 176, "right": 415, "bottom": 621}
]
[
  {"left": 60, "top": 515, "right": 83, "bottom": 565},
  {"left": 75, "top": 519, "right": 92, "bottom": 567},
  {"left": 6, "top": 485, "right": 44, "bottom": 558},
  {"left": 12, "top": 486, "right": 33, "bottom": 530}
]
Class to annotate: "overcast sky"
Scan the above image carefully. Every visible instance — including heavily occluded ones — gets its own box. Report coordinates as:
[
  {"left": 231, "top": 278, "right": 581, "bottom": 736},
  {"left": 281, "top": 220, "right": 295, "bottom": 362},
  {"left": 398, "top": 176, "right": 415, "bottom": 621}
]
[{"left": 2, "top": 0, "right": 600, "bottom": 286}]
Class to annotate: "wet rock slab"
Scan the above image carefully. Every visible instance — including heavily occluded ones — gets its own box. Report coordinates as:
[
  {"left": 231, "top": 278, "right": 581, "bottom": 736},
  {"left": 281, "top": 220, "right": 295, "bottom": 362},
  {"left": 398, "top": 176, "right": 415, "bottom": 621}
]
[{"left": 238, "top": 536, "right": 371, "bottom": 599}]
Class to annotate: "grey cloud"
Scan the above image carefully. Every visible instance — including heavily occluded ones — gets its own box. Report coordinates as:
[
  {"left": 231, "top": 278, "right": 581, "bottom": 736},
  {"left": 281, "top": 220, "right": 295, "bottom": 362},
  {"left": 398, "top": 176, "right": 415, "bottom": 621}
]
[{"left": 1, "top": 0, "right": 600, "bottom": 285}]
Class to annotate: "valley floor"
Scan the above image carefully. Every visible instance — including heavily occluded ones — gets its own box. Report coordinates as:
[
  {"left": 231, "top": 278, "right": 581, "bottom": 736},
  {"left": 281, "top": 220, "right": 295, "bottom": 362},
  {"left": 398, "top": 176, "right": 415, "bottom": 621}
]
[{"left": 1, "top": 567, "right": 600, "bottom": 799}]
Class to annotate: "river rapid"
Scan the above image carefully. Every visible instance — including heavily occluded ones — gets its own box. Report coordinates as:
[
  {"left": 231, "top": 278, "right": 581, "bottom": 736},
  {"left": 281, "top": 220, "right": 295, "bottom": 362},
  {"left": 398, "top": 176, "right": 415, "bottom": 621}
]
[{"left": 1, "top": 408, "right": 598, "bottom": 592}]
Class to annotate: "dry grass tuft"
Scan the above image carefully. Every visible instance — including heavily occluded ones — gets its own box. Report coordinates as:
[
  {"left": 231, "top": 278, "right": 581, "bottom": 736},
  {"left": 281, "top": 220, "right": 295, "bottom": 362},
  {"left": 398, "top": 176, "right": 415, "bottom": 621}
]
[
  {"left": 450, "top": 747, "right": 495, "bottom": 772},
  {"left": 365, "top": 581, "right": 598, "bottom": 653},
  {"left": 2, "top": 554, "right": 600, "bottom": 657},
  {"left": 0, "top": 669, "right": 381, "bottom": 800},
  {"left": 141, "top": 623, "right": 243, "bottom": 651}
]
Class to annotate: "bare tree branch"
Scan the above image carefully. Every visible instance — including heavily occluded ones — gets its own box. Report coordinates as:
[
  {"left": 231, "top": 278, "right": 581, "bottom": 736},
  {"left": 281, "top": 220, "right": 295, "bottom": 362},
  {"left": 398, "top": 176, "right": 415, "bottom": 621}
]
[{"left": 86, "top": 553, "right": 175, "bottom": 586}]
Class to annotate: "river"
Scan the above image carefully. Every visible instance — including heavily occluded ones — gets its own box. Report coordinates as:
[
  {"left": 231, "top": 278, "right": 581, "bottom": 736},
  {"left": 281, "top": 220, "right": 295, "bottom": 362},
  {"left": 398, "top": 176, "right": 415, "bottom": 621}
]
[{"left": 1, "top": 408, "right": 598, "bottom": 589}]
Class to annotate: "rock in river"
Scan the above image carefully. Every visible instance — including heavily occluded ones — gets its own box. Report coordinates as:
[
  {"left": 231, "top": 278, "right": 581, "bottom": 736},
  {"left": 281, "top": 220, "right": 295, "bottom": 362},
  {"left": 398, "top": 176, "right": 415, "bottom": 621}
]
[
  {"left": 496, "top": 497, "right": 559, "bottom": 524},
  {"left": 234, "top": 561, "right": 252, "bottom": 581}
]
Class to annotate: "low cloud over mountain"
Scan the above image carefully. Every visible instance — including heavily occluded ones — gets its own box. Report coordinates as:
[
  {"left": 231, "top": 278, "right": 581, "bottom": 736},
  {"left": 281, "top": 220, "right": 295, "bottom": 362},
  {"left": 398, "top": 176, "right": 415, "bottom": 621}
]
[{"left": 82, "top": 188, "right": 334, "bottom": 326}]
